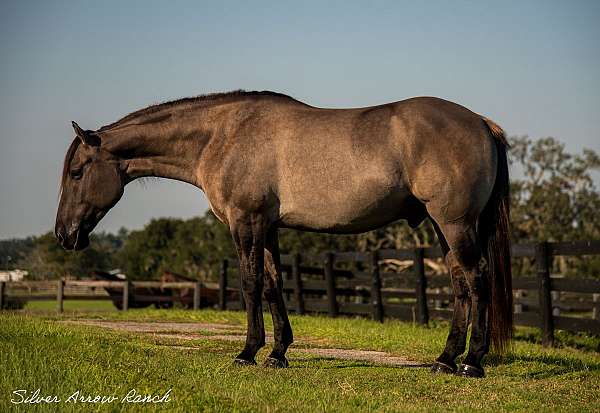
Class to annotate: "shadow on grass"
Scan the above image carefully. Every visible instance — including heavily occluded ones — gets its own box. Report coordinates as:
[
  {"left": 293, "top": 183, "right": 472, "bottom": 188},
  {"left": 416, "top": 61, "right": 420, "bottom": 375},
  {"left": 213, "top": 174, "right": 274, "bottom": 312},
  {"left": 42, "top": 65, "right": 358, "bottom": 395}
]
[
  {"left": 514, "top": 328, "right": 600, "bottom": 353},
  {"left": 288, "top": 356, "right": 430, "bottom": 369},
  {"left": 485, "top": 351, "right": 600, "bottom": 376}
]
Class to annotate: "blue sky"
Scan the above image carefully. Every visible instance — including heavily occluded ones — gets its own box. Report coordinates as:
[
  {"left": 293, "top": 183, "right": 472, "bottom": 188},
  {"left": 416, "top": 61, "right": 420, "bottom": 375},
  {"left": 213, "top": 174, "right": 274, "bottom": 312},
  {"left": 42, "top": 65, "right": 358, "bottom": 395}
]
[{"left": 1, "top": 1, "right": 599, "bottom": 238}]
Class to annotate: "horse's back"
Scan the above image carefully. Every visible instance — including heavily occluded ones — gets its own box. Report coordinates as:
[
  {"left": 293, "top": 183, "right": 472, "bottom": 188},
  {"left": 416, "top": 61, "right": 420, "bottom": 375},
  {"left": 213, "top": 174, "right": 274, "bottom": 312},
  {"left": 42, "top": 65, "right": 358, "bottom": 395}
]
[{"left": 272, "top": 103, "right": 407, "bottom": 232}]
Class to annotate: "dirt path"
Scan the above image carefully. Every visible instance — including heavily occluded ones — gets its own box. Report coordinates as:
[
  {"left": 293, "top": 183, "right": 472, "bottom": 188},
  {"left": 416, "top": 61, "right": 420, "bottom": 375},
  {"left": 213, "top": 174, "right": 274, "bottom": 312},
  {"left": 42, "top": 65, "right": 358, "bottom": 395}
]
[{"left": 62, "top": 320, "right": 427, "bottom": 368}]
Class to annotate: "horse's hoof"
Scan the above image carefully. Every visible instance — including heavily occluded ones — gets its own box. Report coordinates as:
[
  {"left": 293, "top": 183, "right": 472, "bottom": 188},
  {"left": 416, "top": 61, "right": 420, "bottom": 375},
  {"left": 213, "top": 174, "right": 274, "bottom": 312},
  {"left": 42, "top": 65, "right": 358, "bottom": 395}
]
[
  {"left": 263, "top": 356, "right": 289, "bottom": 368},
  {"left": 430, "top": 361, "right": 457, "bottom": 375},
  {"left": 233, "top": 357, "right": 257, "bottom": 367},
  {"left": 455, "top": 364, "right": 485, "bottom": 378}
]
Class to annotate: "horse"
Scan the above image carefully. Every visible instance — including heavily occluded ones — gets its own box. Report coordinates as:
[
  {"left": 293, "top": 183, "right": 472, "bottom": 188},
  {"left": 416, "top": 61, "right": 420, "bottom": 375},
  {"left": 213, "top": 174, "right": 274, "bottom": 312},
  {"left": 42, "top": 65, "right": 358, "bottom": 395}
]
[
  {"left": 159, "top": 270, "right": 196, "bottom": 308},
  {"left": 55, "top": 90, "right": 512, "bottom": 378},
  {"left": 91, "top": 270, "right": 173, "bottom": 309},
  {"left": 160, "top": 270, "right": 224, "bottom": 309}
]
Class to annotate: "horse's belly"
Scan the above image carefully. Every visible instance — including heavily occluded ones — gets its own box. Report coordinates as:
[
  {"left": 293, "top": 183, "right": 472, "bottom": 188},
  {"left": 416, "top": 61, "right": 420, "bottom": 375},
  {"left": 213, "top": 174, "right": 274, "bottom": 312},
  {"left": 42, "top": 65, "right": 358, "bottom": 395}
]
[{"left": 279, "top": 181, "right": 415, "bottom": 234}]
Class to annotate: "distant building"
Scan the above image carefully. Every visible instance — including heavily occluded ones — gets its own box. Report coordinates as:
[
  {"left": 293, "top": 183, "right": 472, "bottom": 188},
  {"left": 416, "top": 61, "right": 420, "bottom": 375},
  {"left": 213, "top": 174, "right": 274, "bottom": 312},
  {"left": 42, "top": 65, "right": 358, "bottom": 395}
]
[{"left": 0, "top": 269, "right": 28, "bottom": 282}]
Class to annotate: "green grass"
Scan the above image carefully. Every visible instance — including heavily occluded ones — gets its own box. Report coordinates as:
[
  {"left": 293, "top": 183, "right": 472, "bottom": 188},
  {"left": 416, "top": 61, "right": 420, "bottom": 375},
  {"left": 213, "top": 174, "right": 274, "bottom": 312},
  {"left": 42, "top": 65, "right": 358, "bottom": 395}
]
[
  {"left": 1, "top": 309, "right": 599, "bottom": 412},
  {"left": 24, "top": 300, "right": 117, "bottom": 313}
]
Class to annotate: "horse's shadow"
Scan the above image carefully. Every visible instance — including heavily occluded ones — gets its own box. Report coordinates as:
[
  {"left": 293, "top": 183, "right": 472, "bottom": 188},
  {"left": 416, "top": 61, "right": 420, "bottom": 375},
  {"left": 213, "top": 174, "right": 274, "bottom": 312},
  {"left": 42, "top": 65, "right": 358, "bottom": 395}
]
[
  {"left": 468, "top": 352, "right": 600, "bottom": 379},
  {"left": 287, "top": 357, "right": 431, "bottom": 369},
  {"left": 287, "top": 353, "right": 599, "bottom": 378},
  {"left": 487, "top": 352, "right": 598, "bottom": 368}
]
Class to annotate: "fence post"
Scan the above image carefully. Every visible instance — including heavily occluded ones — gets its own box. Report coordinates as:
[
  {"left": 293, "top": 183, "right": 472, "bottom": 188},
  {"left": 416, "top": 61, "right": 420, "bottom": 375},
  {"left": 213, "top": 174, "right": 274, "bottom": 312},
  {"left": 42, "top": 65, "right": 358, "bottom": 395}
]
[
  {"left": 551, "top": 291, "right": 560, "bottom": 316},
  {"left": 324, "top": 252, "right": 337, "bottom": 317},
  {"left": 0, "top": 281, "right": 5, "bottom": 310},
  {"left": 193, "top": 281, "right": 201, "bottom": 310},
  {"left": 536, "top": 242, "right": 554, "bottom": 347},
  {"left": 122, "top": 281, "right": 129, "bottom": 311},
  {"left": 219, "top": 259, "right": 228, "bottom": 310},
  {"left": 57, "top": 279, "right": 64, "bottom": 313},
  {"left": 292, "top": 253, "right": 305, "bottom": 315},
  {"left": 514, "top": 290, "right": 524, "bottom": 314},
  {"left": 370, "top": 250, "right": 384, "bottom": 322},
  {"left": 433, "top": 288, "right": 442, "bottom": 309},
  {"left": 414, "top": 247, "right": 429, "bottom": 325}
]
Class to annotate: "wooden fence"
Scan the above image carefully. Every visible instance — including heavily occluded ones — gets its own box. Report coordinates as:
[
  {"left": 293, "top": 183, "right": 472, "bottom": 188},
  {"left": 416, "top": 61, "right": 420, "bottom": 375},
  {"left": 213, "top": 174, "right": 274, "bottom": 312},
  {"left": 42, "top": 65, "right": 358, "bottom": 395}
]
[
  {"left": 0, "top": 280, "right": 240, "bottom": 312},
  {"left": 1, "top": 240, "right": 599, "bottom": 346},
  {"left": 217, "top": 240, "right": 600, "bottom": 346}
]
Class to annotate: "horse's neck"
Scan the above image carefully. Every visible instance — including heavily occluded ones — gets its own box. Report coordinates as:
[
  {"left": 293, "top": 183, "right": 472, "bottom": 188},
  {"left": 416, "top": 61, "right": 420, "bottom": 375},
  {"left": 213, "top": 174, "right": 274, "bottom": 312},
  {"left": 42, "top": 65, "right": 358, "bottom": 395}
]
[{"left": 99, "top": 105, "right": 231, "bottom": 187}]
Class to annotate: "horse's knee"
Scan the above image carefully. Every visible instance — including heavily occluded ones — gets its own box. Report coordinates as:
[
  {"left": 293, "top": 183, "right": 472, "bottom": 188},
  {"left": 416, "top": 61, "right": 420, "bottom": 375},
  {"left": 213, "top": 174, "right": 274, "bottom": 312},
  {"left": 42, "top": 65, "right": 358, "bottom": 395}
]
[
  {"left": 241, "top": 273, "right": 263, "bottom": 294},
  {"left": 263, "top": 284, "right": 278, "bottom": 302}
]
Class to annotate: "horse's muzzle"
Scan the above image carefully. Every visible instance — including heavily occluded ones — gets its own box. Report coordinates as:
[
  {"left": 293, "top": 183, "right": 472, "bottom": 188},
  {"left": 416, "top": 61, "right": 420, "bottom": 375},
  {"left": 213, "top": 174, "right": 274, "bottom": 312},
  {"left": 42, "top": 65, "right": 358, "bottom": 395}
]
[{"left": 55, "top": 223, "right": 89, "bottom": 251}]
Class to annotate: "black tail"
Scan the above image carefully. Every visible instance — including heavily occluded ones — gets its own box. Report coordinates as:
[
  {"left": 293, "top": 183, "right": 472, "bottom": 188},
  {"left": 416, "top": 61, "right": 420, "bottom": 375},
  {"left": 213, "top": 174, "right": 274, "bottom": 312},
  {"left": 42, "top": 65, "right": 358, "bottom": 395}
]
[{"left": 479, "top": 117, "right": 513, "bottom": 353}]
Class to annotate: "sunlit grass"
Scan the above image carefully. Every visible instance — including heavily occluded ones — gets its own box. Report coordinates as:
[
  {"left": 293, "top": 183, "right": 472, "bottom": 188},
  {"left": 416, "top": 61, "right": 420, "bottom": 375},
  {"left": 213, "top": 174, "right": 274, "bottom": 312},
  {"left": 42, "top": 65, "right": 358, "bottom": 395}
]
[
  {"left": 24, "top": 299, "right": 117, "bottom": 313},
  {"left": 1, "top": 309, "right": 598, "bottom": 412}
]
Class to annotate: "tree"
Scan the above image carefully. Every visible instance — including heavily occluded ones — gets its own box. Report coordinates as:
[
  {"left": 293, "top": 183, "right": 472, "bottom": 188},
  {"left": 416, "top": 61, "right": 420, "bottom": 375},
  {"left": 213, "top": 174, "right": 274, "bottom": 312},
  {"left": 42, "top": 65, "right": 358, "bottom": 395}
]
[
  {"left": 508, "top": 137, "right": 600, "bottom": 277},
  {"left": 116, "top": 214, "right": 236, "bottom": 280},
  {"left": 0, "top": 237, "right": 35, "bottom": 270},
  {"left": 17, "top": 231, "right": 123, "bottom": 279},
  {"left": 509, "top": 136, "right": 600, "bottom": 242}
]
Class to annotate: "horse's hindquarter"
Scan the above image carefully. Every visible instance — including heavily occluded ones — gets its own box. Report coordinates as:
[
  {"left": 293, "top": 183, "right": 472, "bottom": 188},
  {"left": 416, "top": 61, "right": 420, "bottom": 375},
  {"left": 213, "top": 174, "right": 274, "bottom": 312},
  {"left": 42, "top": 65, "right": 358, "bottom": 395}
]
[
  {"left": 275, "top": 105, "right": 414, "bottom": 233},
  {"left": 391, "top": 97, "right": 498, "bottom": 223}
]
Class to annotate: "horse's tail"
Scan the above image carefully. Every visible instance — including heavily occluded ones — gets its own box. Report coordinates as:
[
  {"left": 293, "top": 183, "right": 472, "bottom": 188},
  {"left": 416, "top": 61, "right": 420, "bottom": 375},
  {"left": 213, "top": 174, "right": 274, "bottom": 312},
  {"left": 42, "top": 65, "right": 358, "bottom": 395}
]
[{"left": 479, "top": 117, "right": 513, "bottom": 353}]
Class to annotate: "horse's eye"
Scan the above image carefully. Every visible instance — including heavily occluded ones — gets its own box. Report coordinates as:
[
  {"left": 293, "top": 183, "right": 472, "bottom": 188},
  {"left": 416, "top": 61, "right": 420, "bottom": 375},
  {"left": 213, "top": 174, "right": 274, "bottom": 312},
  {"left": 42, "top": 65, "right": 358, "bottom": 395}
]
[{"left": 70, "top": 170, "right": 83, "bottom": 180}]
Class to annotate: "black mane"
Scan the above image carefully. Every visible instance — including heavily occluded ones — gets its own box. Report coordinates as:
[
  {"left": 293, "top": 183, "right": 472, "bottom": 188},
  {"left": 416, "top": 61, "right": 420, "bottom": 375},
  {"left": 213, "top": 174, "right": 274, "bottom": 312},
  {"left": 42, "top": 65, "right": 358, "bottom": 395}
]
[{"left": 98, "top": 90, "right": 293, "bottom": 132}]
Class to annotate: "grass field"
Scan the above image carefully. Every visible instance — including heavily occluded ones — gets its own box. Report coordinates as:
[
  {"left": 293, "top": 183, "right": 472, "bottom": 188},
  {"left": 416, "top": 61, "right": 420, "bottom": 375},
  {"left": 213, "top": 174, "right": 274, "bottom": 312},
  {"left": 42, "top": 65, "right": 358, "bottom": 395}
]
[
  {"left": 24, "top": 299, "right": 117, "bottom": 312},
  {"left": 1, "top": 306, "right": 599, "bottom": 412}
]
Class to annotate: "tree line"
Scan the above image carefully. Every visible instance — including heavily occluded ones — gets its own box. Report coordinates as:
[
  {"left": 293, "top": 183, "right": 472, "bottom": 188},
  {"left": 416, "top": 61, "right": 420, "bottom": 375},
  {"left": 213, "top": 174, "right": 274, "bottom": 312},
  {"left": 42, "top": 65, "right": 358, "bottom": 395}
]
[{"left": 2, "top": 137, "right": 599, "bottom": 281}]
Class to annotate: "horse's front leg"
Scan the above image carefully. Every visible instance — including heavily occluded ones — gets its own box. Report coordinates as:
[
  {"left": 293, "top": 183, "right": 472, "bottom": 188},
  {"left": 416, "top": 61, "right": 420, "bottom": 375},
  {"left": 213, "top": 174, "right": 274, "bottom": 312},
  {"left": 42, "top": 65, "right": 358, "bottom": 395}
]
[
  {"left": 263, "top": 226, "right": 293, "bottom": 368},
  {"left": 230, "top": 214, "right": 266, "bottom": 366}
]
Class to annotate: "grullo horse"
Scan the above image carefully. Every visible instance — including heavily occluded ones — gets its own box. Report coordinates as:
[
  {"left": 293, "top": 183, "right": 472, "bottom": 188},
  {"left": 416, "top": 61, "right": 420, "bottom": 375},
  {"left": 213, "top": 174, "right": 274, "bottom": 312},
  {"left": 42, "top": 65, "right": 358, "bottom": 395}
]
[{"left": 56, "top": 91, "right": 512, "bottom": 377}]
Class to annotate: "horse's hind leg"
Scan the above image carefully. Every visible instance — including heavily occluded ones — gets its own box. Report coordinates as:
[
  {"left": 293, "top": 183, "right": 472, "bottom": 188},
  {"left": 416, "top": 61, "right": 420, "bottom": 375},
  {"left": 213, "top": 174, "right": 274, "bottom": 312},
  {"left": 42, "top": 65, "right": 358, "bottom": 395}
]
[
  {"left": 430, "top": 219, "right": 471, "bottom": 375},
  {"left": 430, "top": 218, "right": 489, "bottom": 378},
  {"left": 263, "top": 226, "right": 294, "bottom": 368}
]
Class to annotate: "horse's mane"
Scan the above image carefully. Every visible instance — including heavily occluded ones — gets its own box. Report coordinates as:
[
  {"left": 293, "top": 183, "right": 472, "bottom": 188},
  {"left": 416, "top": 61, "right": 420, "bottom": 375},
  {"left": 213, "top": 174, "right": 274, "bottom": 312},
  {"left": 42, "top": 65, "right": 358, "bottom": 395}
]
[{"left": 97, "top": 90, "right": 293, "bottom": 132}]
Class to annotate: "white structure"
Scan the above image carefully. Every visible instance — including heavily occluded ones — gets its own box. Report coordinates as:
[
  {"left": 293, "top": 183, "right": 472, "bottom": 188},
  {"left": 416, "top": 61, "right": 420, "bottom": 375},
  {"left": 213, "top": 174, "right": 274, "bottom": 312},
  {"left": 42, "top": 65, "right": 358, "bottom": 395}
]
[{"left": 0, "top": 269, "right": 28, "bottom": 282}]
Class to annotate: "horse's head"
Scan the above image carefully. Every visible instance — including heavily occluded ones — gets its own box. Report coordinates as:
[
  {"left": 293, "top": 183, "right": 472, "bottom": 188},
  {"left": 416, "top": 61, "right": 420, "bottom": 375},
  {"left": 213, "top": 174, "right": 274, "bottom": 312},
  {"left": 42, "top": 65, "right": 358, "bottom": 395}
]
[{"left": 55, "top": 122, "right": 125, "bottom": 250}]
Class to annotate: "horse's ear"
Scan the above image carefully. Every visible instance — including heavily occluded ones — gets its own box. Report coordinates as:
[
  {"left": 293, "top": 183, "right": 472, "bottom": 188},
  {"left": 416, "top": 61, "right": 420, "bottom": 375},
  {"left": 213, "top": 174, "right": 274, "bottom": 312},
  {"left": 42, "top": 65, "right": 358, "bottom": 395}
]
[{"left": 71, "top": 121, "right": 100, "bottom": 147}]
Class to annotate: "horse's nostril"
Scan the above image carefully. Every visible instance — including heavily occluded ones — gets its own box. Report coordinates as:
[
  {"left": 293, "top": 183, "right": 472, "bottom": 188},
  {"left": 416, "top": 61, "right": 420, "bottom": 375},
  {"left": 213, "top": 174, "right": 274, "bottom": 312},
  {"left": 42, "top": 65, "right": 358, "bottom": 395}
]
[
  {"left": 55, "top": 223, "right": 67, "bottom": 244},
  {"left": 67, "top": 227, "right": 79, "bottom": 239}
]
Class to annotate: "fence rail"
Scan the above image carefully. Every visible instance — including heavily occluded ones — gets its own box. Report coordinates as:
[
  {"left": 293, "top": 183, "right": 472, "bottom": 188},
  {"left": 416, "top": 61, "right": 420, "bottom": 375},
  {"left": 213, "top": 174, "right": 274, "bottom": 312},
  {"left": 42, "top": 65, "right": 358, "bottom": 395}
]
[
  {"left": 219, "top": 240, "right": 600, "bottom": 346},
  {"left": 0, "top": 280, "right": 239, "bottom": 311},
  {"left": 1, "top": 241, "right": 599, "bottom": 346}
]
